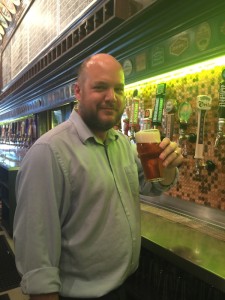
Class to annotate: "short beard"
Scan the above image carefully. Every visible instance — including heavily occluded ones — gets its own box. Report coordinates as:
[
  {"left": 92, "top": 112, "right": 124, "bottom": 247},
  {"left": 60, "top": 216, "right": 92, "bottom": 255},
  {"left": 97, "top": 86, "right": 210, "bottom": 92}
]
[{"left": 79, "top": 109, "right": 122, "bottom": 132}]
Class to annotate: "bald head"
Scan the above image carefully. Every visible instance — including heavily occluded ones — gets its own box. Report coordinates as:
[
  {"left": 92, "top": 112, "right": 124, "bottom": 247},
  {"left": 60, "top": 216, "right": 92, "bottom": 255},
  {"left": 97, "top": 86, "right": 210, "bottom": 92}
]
[
  {"left": 77, "top": 53, "right": 124, "bottom": 83},
  {"left": 74, "top": 53, "right": 126, "bottom": 138}
]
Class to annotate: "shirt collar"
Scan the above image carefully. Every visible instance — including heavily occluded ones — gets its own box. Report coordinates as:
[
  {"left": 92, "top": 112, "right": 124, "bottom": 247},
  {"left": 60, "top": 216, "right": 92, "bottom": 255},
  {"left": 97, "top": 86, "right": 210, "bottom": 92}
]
[{"left": 69, "top": 110, "right": 119, "bottom": 144}]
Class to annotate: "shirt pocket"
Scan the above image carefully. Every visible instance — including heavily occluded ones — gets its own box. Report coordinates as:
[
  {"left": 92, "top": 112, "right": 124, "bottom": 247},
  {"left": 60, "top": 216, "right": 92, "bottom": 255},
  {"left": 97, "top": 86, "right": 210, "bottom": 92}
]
[{"left": 124, "top": 163, "right": 139, "bottom": 199}]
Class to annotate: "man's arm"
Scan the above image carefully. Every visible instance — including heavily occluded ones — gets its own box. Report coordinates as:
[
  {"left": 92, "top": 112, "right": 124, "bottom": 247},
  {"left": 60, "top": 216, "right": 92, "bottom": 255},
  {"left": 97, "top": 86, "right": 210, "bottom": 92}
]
[{"left": 30, "top": 293, "right": 59, "bottom": 300}]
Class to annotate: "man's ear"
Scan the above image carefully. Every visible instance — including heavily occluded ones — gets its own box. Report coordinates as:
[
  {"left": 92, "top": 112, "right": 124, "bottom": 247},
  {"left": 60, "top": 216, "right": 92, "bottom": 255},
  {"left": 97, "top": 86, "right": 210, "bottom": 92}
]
[{"left": 74, "top": 82, "right": 81, "bottom": 100}]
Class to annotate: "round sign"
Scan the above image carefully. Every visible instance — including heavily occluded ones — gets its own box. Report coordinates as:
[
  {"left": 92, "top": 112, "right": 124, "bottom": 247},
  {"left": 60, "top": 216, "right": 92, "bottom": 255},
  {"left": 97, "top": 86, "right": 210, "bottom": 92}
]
[
  {"left": 195, "top": 22, "right": 211, "bottom": 52},
  {"left": 123, "top": 59, "right": 133, "bottom": 76}
]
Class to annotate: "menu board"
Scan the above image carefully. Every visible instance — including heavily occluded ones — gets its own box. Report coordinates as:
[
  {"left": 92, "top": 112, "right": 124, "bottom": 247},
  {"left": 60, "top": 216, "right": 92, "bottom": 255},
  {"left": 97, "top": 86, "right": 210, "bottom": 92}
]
[
  {"left": 2, "top": 0, "right": 96, "bottom": 89},
  {"left": 2, "top": 42, "right": 11, "bottom": 87},
  {"left": 11, "top": 21, "right": 28, "bottom": 78}
]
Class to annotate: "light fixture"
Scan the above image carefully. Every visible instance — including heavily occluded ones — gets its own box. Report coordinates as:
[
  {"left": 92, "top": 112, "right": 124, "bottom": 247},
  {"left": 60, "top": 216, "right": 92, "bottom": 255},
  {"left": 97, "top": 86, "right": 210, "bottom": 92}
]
[
  {"left": 0, "top": 11, "right": 8, "bottom": 28},
  {"left": 0, "top": 2, "right": 12, "bottom": 22},
  {"left": 1, "top": 0, "right": 16, "bottom": 14},
  {"left": 0, "top": 23, "right": 4, "bottom": 34}
]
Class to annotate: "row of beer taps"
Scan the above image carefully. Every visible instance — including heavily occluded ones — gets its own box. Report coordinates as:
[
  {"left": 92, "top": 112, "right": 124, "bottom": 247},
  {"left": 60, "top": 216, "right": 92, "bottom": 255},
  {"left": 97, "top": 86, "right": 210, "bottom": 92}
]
[
  {"left": 0, "top": 118, "right": 37, "bottom": 149},
  {"left": 125, "top": 70, "right": 225, "bottom": 175}
]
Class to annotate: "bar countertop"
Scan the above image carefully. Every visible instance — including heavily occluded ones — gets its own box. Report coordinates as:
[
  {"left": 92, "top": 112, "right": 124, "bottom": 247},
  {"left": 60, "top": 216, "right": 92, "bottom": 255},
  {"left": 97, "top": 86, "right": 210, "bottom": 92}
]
[
  {"left": 0, "top": 145, "right": 26, "bottom": 170},
  {"left": 140, "top": 195, "right": 225, "bottom": 293}
]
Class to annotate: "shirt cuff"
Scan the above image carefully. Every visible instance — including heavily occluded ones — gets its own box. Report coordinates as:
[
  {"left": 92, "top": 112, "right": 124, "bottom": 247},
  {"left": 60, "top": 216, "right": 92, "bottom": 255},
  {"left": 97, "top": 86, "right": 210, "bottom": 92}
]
[
  {"left": 152, "top": 167, "right": 179, "bottom": 192},
  {"left": 20, "top": 267, "right": 61, "bottom": 295}
]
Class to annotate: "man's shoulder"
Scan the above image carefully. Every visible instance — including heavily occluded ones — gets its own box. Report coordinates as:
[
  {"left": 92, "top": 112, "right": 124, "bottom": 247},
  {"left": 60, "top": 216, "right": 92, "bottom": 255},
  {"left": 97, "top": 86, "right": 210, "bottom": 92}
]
[{"left": 35, "top": 119, "right": 76, "bottom": 146}]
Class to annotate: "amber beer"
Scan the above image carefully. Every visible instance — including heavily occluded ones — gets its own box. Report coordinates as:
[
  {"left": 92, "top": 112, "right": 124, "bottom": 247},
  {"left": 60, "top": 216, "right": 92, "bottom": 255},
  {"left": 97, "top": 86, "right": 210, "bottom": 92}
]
[{"left": 135, "top": 129, "right": 163, "bottom": 182}]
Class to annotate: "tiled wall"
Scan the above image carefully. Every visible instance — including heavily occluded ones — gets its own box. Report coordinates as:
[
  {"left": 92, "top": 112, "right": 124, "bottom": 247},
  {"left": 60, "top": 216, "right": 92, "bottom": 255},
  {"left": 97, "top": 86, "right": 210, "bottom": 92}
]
[{"left": 125, "top": 65, "right": 225, "bottom": 211}]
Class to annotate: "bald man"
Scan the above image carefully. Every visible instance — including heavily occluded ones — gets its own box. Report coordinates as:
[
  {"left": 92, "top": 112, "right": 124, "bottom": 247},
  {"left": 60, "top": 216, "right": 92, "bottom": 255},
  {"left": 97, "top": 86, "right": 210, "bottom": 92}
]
[{"left": 14, "top": 53, "right": 183, "bottom": 300}]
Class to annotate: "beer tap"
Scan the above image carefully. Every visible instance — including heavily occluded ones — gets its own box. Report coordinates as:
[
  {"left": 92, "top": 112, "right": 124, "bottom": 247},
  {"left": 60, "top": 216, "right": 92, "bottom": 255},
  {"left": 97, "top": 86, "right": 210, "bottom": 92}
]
[
  {"left": 20, "top": 120, "right": 25, "bottom": 147},
  {"left": 215, "top": 69, "right": 225, "bottom": 148},
  {"left": 129, "top": 89, "right": 140, "bottom": 142},
  {"left": 122, "top": 103, "right": 130, "bottom": 136},
  {"left": 164, "top": 99, "right": 177, "bottom": 140},
  {"left": 215, "top": 119, "right": 225, "bottom": 148},
  {"left": 1, "top": 124, "right": 5, "bottom": 143},
  {"left": 141, "top": 108, "right": 152, "bottom": 130},
  {"left": 194, "top": 95, "right": 212, "bottom": 174},
  {"left": 16, "top": 121, "right": 21, "bottom": 146},
  {"left": 177, "top": 100, "right": 195, "bottom": 157},
  {"left": 152, "top": 83, "right": 166, "bottom": 131}
]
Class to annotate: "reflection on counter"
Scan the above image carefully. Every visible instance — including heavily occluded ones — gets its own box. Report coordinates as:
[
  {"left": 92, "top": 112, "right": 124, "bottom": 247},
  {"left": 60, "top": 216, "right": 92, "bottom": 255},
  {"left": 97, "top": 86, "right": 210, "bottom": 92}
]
[
  {"left": 122, "top": 200, "right": 225, "bottom": 299},
  {"left": 0, "top": 144, "right": 26, "bottom": 169},
  {"left": 141, "top": 203, "right": 225, "bottom": 280}
]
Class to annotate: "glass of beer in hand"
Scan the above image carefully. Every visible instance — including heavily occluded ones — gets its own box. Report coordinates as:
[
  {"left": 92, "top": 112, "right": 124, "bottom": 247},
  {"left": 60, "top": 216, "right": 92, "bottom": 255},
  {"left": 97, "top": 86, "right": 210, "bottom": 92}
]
[{"left": 135, "top": 129, "right": 164, "bottom": 182}]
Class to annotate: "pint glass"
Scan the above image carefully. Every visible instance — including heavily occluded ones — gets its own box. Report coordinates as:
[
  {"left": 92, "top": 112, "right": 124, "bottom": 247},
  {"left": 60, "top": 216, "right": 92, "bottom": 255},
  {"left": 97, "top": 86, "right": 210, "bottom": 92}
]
[{"left": 135, "top": 129, "right": 164, "bottom": 182}]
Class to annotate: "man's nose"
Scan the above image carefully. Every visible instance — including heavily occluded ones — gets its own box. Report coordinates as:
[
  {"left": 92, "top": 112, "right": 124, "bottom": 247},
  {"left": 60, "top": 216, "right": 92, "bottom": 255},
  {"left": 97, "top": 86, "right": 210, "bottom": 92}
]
[{"left": 105, "top": 88, "right": 116, "bottom": 101}]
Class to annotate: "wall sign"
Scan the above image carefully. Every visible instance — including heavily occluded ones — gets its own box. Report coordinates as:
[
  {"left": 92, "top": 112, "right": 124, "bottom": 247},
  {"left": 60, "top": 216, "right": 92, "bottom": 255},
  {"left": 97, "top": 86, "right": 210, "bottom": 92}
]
[{"left": 123, "top": 59, "right": 133, "bottom": 76}]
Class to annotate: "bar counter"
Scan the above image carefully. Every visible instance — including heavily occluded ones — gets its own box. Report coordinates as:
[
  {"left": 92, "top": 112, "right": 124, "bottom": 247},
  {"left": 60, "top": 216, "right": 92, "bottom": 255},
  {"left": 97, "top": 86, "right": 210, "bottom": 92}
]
[
  {"left": 0, "top": 144, "right": 26, "bottom": 170},
  {"left": 140, "top": 195, "right": 225, "bottom": 295},
  {"left": 0, "top": 145, "right": 22, "bottom": 235}
]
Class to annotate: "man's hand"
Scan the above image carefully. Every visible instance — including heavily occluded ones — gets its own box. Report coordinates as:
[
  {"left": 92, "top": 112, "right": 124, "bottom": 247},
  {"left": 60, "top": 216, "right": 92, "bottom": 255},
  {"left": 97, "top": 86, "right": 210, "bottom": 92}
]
[
  {"left": 158, "top": 138, "right": 183, "bottom": 186},
  {"left": 159, "top": 138, "right": 183, "bottom": 168},
  {"left": 30, "top": 293, "right": 59, "bottom": 300}
]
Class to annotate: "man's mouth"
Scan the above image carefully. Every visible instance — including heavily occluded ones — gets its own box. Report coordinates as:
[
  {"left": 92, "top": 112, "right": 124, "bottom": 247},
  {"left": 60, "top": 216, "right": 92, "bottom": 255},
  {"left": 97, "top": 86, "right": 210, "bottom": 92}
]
[{"left": 99, "top": 105, "right": 117, "bottom": 111}]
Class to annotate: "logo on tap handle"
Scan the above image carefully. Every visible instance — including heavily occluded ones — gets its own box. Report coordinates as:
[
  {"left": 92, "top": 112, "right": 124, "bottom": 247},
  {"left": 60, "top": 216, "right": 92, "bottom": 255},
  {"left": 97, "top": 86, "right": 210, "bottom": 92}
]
[{"left": 196, "top": 95, "right": 212, "bottom": 110}]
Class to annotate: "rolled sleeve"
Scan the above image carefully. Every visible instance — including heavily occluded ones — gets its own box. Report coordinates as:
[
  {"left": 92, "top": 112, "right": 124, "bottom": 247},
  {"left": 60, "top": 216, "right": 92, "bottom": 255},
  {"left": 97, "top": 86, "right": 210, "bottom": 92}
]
[
  {"left": 21, "top": 267, "right": 61, "bottom": 294},
  {"left": 13, "top": 142, "right": 70, "bottom": 295}
]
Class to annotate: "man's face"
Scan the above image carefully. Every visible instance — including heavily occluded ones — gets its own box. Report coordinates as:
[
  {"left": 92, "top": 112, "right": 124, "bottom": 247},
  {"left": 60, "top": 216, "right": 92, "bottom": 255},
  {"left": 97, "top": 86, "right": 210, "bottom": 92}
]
[{"left": 75, "top": 57, "right": 125, "bottom": 132}]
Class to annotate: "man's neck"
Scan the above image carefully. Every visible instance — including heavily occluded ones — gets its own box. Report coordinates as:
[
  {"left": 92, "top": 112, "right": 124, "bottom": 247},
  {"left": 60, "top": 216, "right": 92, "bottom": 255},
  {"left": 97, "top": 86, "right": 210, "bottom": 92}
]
[{"left": 92, "top": 130, "right": 108, "bottom": 143}]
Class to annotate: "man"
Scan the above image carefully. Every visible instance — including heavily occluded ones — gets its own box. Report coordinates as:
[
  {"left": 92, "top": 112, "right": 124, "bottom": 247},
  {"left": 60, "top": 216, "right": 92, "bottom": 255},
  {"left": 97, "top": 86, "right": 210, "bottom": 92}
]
[{"left": 13, "top": 53, "right": 183, "bottom": 300}]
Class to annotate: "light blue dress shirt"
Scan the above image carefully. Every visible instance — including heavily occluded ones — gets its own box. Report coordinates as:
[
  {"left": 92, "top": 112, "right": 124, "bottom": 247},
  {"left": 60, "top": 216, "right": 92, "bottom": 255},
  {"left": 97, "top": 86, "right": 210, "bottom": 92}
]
[{"left": 13, "top": 110, "right": 175, "bottom": 298}]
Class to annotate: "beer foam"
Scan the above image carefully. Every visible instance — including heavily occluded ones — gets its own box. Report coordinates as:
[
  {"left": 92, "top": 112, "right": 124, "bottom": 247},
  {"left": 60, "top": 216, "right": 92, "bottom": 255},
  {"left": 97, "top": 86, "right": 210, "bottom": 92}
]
[{"left": 135, "top": 129, "right": 160, "bottom": 143}]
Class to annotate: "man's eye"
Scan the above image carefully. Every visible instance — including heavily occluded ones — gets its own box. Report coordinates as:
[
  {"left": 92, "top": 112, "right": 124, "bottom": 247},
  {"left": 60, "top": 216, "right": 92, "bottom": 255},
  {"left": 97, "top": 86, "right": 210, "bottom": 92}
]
[
  {"left": 116, "top": 88, "right": 124, "bottom": 94},
  {"left": 94, "top": 85, "right": 106, "bottom": 91}
]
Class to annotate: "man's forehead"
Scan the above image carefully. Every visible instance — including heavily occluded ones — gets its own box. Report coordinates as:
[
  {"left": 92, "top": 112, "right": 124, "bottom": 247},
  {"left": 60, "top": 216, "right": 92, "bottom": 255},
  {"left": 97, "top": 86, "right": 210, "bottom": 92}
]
[
  {"left": 92, "top": 79, "right": 125, "bottom": 86},
  {"left": 84, "top": 58, "right": 125, "bottom": 83}
]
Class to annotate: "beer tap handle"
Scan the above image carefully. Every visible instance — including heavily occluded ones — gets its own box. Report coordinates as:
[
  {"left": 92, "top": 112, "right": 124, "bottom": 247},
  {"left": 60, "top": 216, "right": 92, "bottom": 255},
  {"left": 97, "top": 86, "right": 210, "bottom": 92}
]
[
  {"left": 152, "top": 83, "right": 166, "bottom": 128},
  {"left": 215, "top": 118, "right": 225, "bottom": 148},
  {"left": 215, "top": 70, "right": 225, "bottom": 148},
  {"left": 177, "top": 101, "right": 192, "bottom": 155},
  {"left": 164, "top": 99, "right": 177, "bottom": 140},
  {"left": 129, "top": 89, "right": 140, "bottom": 142},
  {"left": 194, "top": 95, "right": 212, "bottom": 160}
]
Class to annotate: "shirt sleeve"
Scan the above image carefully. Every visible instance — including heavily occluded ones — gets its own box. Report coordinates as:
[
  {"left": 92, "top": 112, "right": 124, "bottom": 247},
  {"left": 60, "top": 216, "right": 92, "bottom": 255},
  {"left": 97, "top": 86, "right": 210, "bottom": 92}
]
[{"left": 13, "top": 143, "right": 70, "bottom": 295}]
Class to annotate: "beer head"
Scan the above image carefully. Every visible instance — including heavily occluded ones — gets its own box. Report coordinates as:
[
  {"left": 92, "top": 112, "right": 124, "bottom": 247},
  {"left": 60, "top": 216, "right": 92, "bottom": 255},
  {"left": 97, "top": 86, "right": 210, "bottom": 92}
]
[{"left": 135, "top": 129, "right": 161, "bottom": 143}]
